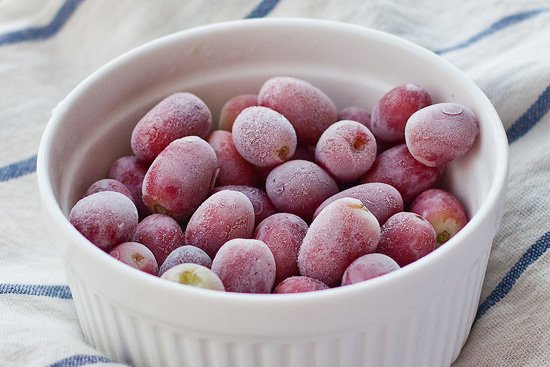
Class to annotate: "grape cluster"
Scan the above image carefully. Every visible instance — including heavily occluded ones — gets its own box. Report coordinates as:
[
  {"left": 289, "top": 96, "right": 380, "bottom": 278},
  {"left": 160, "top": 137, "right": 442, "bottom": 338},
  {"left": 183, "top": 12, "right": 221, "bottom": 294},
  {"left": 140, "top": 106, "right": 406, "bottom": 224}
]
[{"left": 69, "top": 77, "right": 478, "bottom": 293}]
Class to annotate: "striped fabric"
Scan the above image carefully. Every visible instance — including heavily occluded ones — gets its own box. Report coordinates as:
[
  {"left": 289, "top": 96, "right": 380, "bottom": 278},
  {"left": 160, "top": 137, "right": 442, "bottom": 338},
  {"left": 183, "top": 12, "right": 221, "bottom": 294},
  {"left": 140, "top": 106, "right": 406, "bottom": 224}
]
[{"left": 0, "top": 0, "right": 548, "bottom": 366}]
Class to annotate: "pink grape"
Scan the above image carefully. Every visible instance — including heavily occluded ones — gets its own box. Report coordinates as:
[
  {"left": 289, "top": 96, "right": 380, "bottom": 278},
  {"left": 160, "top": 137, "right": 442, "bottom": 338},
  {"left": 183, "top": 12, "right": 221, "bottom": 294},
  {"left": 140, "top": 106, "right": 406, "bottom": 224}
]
[
  {"left": 370, "top": 84, "right": 432, "bottom": 143},
  {"left": 360, "top": 144, "right": 444, "bottom": 203},
  {"left": 211, "top": 239, "right": 276, "bottom": 293},
  {"left": 315, "top": 120, "right": 377, "bottom": 182},
  {"left": 410, "top": 188, "right": 469, "bottom": 246},
  {"left": 207, "top": 130, "right": 260, "bottom": 187},
  {"left": 254, "top": 213, "right": 308, "bottom": 285},
  {"left": 185, "top": 190, "right": 255, "bottom": 258},
  {"left": 314, "top": 182, "right": 403, "bottom": 225},
  {"left": 161, "top": 263, "right": 225, "bottom": 291},
  {"left": 376, "top": 212, "right": 436, "bottom": 267},
  {"left": 338, "top": 106, "right": 372, "bottom": 130},
  {"left": 266, "top": 160, "right": 339, "bottom": 221},
  {"left": 142, "top": 136, "right": 219, "bottom": 220},
  {"left": 69, "top": 191, "right": 138, "bottom": 251},
  {"left": 219, "top": 94, "right": 258, "bottom": 131},
  {"left": 405, "top": 103, "right": 479, "bottom": 167},
  {"left": 132, "top": 214, "right": 185, "bottom": 265},
  {"left": 109, "top": 155, "right": 150, "bottom": 218},
  {"left": 131, "top": 92, "right": 212, "bottom": 163},
  {"left": 159, "top": 245, "right": 212, "bottom": 276},
  {"left": 109, "top": 242, "right": 158, "bottom": 275},
  {"left": 274, "top": 276, "right": 329, "bottom": 294},
  {"left": 232, "top": 106, "right": 297, "bottom": 167},
  {"left": 298, "top": 198, "right": 381, "bottom": 287},
  {"left": 341, "top": 253, "right": 399, "bottom": 286},
  {"left": 258, "top": 77, "right": 337, "bottom": 146},
  {"left": 85, "top": 178, "right": 134, "bottom": 203},
  {"left": 212, "top": 185, "right": 277, "bottom": 225}
]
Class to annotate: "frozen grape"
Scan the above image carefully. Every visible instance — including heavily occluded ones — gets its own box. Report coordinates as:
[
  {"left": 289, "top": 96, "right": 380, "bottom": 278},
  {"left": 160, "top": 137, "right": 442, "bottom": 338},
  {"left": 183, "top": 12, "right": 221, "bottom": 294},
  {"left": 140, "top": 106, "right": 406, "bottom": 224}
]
[
  {"left": 142, "top": 136, "right": 219, "bottom": 220},
  {"left": 338, "top": 106, "right": 372, "bottom": 130},
  {"left": 405, "top": 103, "right": 479, "bottom": 167},
  {"left": 69, "top": 191, "right": 138, "bottom": 251},
  {"left": 360, "top": 144, "right": 444, "bottom": 203},
  {"left": 298, "top": 198, "right": 380, "bottom": 287},
  {"left": 109, "top": 242, "right": 158, "bottom": 275},
  {"left": 211, "top": 185, "right": 277, "bottom": 226},
  {"left": 161, "top": 263, "right": 225, "bottom": 291},
  {"left": 410, "top": 188, "right": 469, "bottom": 246},
  {"left": 274, "top": 276, "right": 329, "bottom": 294},
  {"left": 109, "top": 155, "right": 150, "bottom": 218},
  {"left": 185, "top": 190, "right": 255, "bottom": 258},
  {"left": 85, "top": 178, "right": 134, "bottom": 203},
  {"left": 219, "top": 94, "right": 258, "bottom": 131},
  {"left": 258, "top": 77, "right": 338, "bottom": 146},
  {"left": 132, "top": 214, "right": 185, "bottom": 265},
  {"left": 315, "top": 120, "right": 377, "bottom": 182},
  {"left": 371, "top": 84, "right": 432, "bottom": 143},
  {"left": 159, "top": 245, "right": 212, "bottom": 276},
  {"left": 341, "top": 253, "right": 399, "bottom": 286},
  {"left": 207, "top": 130, "right": 260, "bottom": 187},
  {"left": 266, "top": 160, "right": 339, "bottom": 221},
  {"left": 131, "top": 92, "right": 212, "bottom": 163},
  {"left": 254, "top": 213, "right": 308, "bottom": 285},
  {"left": 376, "top": 212, "right": 436, "bottom": 267},
  {"left": 314, "top": 182, "right": 403, "bottom": 225},
  {"left": 211, "top": 239, "right": 276, "bottom": 293},
  {"left": 232, "top": 106, "right": 297, "bottom": 167}
]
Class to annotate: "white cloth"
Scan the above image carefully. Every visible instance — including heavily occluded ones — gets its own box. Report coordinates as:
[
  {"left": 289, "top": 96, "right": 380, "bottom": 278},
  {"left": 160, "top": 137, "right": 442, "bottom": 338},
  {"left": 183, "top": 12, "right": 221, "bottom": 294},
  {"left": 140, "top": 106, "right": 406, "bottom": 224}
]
[{"left": 1, "top": 0, "right": 549, "bottom": 366}]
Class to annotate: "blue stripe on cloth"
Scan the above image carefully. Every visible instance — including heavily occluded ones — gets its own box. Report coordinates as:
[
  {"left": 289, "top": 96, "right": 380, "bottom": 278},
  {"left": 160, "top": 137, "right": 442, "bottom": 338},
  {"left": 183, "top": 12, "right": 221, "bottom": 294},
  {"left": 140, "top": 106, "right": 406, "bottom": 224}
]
[
  {"left": 0, "top": 284, "right": 72, "bottom": 299},
  {"left": 0, "top": 0, "right": 85, "bottom": 46},
  {"left": 476, "top": 231, "right": 550, "bottom": 320},
  {"left": 507, "top": 84, "right": 550, "bottom": 144},
  {"left": 435, "top": 8, "right": 549, "bottom": 55},
  {"left": 49, "top": 355, "right": 115, "bottom": 367},
  {"left": 245, "top": 0, "right": 280, "bottom": 18},
  {"left": 0, "top": 155, "right": 37, "bottom": 182}
]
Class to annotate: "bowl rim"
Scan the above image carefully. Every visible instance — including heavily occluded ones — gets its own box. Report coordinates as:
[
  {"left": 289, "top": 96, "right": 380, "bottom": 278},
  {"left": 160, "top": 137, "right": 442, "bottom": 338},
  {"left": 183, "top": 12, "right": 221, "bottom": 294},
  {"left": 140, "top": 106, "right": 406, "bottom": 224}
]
[{"left": 37, "top": 17, "right": 509, "bottom": 305}]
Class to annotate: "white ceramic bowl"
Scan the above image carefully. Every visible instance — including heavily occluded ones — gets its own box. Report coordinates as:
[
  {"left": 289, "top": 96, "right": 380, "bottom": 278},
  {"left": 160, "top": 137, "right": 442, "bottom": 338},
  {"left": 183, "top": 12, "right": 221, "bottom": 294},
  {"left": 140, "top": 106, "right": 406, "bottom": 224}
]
[{"left": 37, "top": 18, "right": 508, "bottom": 367}]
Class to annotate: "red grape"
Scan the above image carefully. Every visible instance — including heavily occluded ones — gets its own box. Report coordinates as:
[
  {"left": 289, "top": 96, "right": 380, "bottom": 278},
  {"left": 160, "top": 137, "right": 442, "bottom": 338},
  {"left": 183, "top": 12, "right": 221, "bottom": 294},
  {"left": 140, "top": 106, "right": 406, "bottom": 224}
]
[
  {"left": 298, "top": 198, "right": 380, "bottom": 287},
  {"left": 219, "top": 94, "right": 258, "bottom": 131},
  {"left": 410, "top": 188, "right": 469, "bottom": 246},
  {"left": 109, "top": 242, "right": 158, "bottom": 275},
  {"left": 232, "top": 106, "right": 297, "bottom": 167},
  {"left": 376, "top": 212, "right": 436, "bottom": 266},
  {"left": 360, "top": 144, "right": 444, "bottom": 203},
  {"left": 315, "top": 120, "right": 377, "bottom": 182},
  {"left": 211, "top": 185, "right": 277, "bottom": 225},
  {"left": 69, "top": 191, "right": 138, "bottom": 251},
  {"left": 142, "top": 136, "right": 219, "bottom": 220},
  {"left": 211, "top": 239, "right": 276, "bottom": 293},
  {"left": 314, "top": 182, "right": 403, "bottom": 225},
  {"left": 185, "top": 190, "right": 255, "bottom": 258},
  {"left": 254, "top": 213, "right": 308, "bottom": 285},
  {"left": 258, "top": 77, "right": 337, "bottom": 146},
  {"left": 405, "top": 103, "right": 479, "bottom": 167},
  {"left": 131, "top": 92, "right": 212, "bottom": 163},
  {"left": 370, "top": 84, "right": 432, "bottom": 143},
  {"left": 132, "top": 214, "right": 185, "bottom": 265},
  {"left": 265, "top": 160, "right": 339, "bottom": 221},
  {"left": 207, "top": 130, "right": 260, "bottom": 187},
  {"left": 341, "top": 253, "right": 399, "bottom": 286},
  {"left": 274, "top": 276, "right": 329, "bottom": 294}
]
